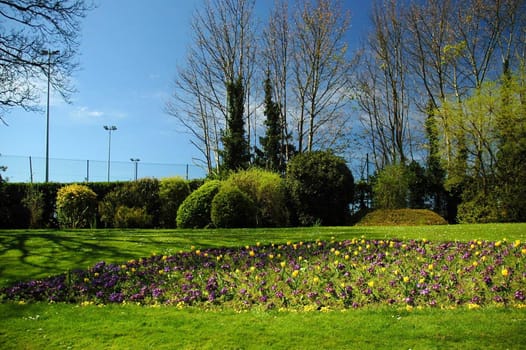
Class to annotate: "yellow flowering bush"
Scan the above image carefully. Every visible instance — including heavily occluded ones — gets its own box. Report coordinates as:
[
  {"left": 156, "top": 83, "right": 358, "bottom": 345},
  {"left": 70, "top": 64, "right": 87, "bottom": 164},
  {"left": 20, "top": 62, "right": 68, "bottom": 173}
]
[{"left": 56, "top": 184, "right": 97, "bottom": 228}]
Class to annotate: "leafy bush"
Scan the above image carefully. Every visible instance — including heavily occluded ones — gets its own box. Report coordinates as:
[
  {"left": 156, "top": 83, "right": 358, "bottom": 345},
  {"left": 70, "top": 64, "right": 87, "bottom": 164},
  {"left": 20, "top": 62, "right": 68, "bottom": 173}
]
[
  {"left": 22, "top": 186, "right": 45, "bottom": 228},
  {"left": 159, "top": 177, "right": 191, "bottom": 228},
  {"left": 98, "top": 179, "right": 160, "bottom": 228},
  {"left": 372, "top": 164, "right": 409, "bottom": 209},
  {"left": 114, "top": 206, "right": 153, "bottom": 228},
  {"left": 286, "top": 151, "right": 354, "bottom": 226},
  {"left": 227, "top": 169, "right": 289, "bottom": 227},
  {"left": 211, "top": 183, "right": 256, "bottom": 228},
  {"left": 56, "top": 184, "right": 97, "bottom": 228},
  {"left": 355, "top": 209, "right": 447, "bottom": 226},
  {"left": 177, "top": 180, "right": 221, "bottom": 228},
  {"left": 457, "top": 192, "right": 500, "bottom": 224}
]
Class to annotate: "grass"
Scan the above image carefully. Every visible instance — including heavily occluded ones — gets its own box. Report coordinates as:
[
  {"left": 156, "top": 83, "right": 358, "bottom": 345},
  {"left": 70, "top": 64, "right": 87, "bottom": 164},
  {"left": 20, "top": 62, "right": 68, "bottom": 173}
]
[{"left": 1, "top": 224, "right": 525, "bottom": 349}]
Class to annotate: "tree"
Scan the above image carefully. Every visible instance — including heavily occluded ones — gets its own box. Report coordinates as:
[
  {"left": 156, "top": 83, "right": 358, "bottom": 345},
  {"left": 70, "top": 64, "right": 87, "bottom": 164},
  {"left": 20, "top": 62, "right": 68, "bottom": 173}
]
[
  {"left": 292, "top": 0, "right": 354, "bottom": 153},
  {"left": 262, "top": 0, "right": 293, "bottom": 164},
  {"left": 167, "top": 0, "right": 257, "bottom": 174},
  {"left": 221, "top": 77, "right": 250, "bottom": 172},
  {"left": 355, "top": 0, "right": 413, "bottom": 169},
  {"left": 0, "top": 0, "right": 92, "bottom": 123},
  {"left": 257, "top": 73, "right": 283, "bottom": 172},
  {"left": 286, "top": 150, "right": 354, "bottom": 226}
]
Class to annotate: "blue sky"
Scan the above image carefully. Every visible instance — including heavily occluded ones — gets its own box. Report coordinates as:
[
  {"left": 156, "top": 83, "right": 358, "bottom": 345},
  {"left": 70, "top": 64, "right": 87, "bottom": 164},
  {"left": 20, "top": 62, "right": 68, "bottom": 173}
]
[{"left": 0, "top": 0, "right": 369, "bottom": 182}]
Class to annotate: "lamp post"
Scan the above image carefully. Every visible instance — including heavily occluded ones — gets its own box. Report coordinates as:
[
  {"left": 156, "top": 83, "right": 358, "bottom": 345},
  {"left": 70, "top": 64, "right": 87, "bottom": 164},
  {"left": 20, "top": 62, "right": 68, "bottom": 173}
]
[
  {"left": 103, "top": 125, "right": 117, "bottom": 182},
  {"left": 41, "top": 49, "right": 60, "bottom": 182},
  {"left": 130, "top": 158, "right": 140, "bottom": 181}
]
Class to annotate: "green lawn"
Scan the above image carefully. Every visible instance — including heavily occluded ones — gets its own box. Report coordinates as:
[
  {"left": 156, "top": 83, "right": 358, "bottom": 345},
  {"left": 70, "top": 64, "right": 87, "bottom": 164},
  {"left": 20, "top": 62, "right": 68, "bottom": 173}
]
[{"left": 1, "top": 224, "right": 525, "bottom": 349}]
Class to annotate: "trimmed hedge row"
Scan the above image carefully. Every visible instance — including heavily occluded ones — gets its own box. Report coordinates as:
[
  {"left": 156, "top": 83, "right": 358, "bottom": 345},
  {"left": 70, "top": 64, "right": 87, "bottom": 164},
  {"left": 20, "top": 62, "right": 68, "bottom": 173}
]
[
  {"left": 0, "top": 178, "right": 201, "bottom": 229},
  {"left": 0, "top": 151, "right": 355, "bottom": 229}
]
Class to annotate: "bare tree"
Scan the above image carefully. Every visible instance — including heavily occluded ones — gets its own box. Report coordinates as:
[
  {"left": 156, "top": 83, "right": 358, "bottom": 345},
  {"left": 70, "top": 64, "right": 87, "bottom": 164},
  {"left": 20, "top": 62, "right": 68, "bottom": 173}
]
[
  {"left": 291, "top": 0, "right": 354, "bottom": 153},
  {"left": 0, "top": 0, "right": 92, "bottom": 123},
  {"left": 355, "top": 0, "right": 413, "bottom": 169},
  {"left": 262, "top": 0, "right": 292, "bottom": 162},
  {"left": 167, "top": 0, "right": 257, "bottom": 174}
]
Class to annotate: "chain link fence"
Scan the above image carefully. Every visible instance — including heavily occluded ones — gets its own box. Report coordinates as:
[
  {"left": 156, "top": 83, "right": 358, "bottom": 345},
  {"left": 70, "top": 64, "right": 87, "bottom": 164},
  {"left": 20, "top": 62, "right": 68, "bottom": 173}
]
[{"left": 0, "top": 154, "right": 206, "bottom": 183}]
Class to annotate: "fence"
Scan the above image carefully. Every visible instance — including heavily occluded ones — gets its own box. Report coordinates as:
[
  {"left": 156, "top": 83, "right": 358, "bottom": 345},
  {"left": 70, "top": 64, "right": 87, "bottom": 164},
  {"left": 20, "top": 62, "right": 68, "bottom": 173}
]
[{"left": 0, "top": 154, "right": 207, "bottom": 183}]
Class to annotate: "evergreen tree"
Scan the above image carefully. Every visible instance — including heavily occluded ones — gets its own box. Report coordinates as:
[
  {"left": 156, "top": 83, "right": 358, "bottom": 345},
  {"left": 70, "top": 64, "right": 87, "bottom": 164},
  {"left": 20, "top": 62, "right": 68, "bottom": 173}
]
[
  {"left": 221, "top": 77, "right": 250, "bottom": 172},
  {"left": 257, "top": 74, "right": 283, "bottom": 172}
]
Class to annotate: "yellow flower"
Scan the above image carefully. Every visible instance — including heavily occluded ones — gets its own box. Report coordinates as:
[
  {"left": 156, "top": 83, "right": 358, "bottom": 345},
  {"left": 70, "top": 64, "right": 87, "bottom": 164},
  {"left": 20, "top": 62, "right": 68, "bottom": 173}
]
[
  {"left": 501, "top": 268, "right": 509, "bottom": 277},
  {"left": 428, "top": 264, "right": 434, "bottom": 271},
  {"left": 495, "top": 241, "right": 502, "bottom": 247},
  {"left": 367, "top": 280, "right": 375, "bottom": 288},
  {"left": 249, "top": 250, "right": 255, "bottom": 257},
  {"left": 158, "top": 270, "right": 164, "bottom": 275},
  {"left": 268, "top": 254, "right": 274, "bottom": 260},
  {"left": 514, "top": 240, "right": 521, "bottom": 248},
  {"left": 467, "top": 303, "right": 480, "bottom": 310},
  {"left": 344, "top": 254, "right": 350, "bottom": 260},
  {"left": 334, "top": 250, "right": 341, "bottom": 256},
  {"left": 292, "top": 270, "right": 299, "bottom": 278},
  {"left": 84, "top": 278, "right": 90, "bottom": 283},
  {"left": 403, "top": 276, "right": 410, "bottom": 283},
  {"left": 280, "top": 261, "right": 286, "bottom": 268},
  {"left": 521, "top": 248, "right": 526, "bottom": 255},
  {"left": 195, "top": 250, "right": 201, "bottom": 256},
  {"left": 313, "top": 277, "right": 320, "bottom": 284},
  {"left": 472, "top": 261, "right": 479, "bottom": 267}
]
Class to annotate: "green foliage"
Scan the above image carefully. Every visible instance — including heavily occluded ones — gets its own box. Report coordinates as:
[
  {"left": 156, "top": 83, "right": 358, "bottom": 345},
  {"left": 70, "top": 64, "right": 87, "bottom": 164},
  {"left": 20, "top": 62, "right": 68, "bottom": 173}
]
[
  {"left": 211, "top": 183, "right": 256, "bottom": 228},
  {"left": 221, "top": 77, "right": 250, "bottom": 172},
  {"left": 98, "top": 179, "right": 160, "bottom": 228},
  {"left": 256, "top": 73, "right": 283, "bottom": 172},
  {"left": 114, "top": 206, "right": 153, "bottom": 228},
  {"left": 56, "top": 184, "right": 97, "bottom": 229},
  {"left": 286, "top": 151, "right": 354, "bottom": 226},
  {"left": 22, "top": 186, "right": 45, "bottom": 228},
  {"left": 356, "top": 209, "right": 447, "bottom": 226},
  {"left": 227, "top": 169, "right": 289, "bottom": 227},
  {"left": 373, "top": 164, "right": 409, "bottom": 210},
  {"left": 176, "top": 180, "right": 221, "bottom": 228},
  {"left": 159, "top": 177, "right": 191, "bottom": 228}
]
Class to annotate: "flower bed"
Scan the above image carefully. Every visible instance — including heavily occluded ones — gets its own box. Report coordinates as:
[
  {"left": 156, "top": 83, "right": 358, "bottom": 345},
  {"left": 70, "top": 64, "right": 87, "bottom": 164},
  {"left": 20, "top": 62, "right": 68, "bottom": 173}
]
[{"left": 2, "top": 238, "right": 525, "bottom": 310}]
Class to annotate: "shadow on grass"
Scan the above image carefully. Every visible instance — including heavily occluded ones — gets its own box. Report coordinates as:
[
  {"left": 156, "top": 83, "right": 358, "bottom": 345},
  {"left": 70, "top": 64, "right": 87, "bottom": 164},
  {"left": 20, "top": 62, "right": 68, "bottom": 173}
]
[{"left": 0, "top": 231, "right": 142, "bottom": 287}]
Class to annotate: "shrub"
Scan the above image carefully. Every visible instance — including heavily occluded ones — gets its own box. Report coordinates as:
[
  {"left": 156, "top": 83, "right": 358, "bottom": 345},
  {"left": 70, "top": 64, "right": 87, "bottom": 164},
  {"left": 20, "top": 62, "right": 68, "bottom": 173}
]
[
  {"left": 22, "top": 185, "right": 45, "bottom": 228},
  {"left": 159, "top": 177, "right": 191, "bottom": 228},
  {"left": 56, "top": 184, "right": 97, "bottom": 228},
  {"left": 114, "top": 206, "right": 153, "bottom": 228},
  {"left": 286, "top": 151, "right": 354, "bottom": 226},
  {"left": 177, "top": 180, "right": 222, "bottom": 228},
  {"left": 227, "top": 169, "right": 289, "bottom": 227},
  {"left": 98, "top": 179, "right": 160, "bottom": 228},
  {"left": 372, "top": 164, "right": 409, "bottom": 209},
  {"left": 355, "top": 209, "right": 447, "bottom": 226},
  {"left": 211, "top": 183, "right": 256, "bottom": 228}
]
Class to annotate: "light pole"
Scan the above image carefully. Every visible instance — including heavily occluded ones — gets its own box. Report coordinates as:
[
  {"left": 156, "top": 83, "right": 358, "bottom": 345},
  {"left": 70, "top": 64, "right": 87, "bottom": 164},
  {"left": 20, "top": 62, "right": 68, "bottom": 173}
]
[
  {"left": 104, "top": 125, "right": 117, "bottom": 182},
  {"left": 130, "top": 158, "right": 140, "bottom": 181},
  {"left": 41, "top": 49, "right": 60, "bottom": 182}
]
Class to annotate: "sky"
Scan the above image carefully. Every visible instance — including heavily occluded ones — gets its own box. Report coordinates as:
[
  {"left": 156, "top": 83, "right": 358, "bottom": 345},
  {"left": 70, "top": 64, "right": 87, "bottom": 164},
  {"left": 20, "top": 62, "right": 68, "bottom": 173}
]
[{"left": 0, "top": 0, "right": 370, "bottom": 183}]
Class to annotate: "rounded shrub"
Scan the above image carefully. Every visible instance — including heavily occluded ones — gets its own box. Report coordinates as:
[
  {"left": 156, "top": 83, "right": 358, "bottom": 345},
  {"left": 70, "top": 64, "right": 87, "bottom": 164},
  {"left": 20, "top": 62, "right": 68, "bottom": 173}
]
[
  {"left": 211, "top": 183, "right": 256, "bottom": 228},
  {"left": 56, "top": 184, "right": 97, "bottom": 228},
  {"left": 286, "top": 151, "right": 354, "bottom": 226},
  {"left": 227, "top": 169, "right": 289, "bottom": 227},
  {"left": 159, "top": 177, "right": 191, "bottom": 228},
  {"left": 176, "top": 180, "right": 221, "bottom": 228}
]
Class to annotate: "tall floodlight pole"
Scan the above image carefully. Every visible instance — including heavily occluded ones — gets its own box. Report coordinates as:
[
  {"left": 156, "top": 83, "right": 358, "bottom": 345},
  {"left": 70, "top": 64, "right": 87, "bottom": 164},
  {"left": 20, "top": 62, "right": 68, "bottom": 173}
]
[
  {"left": 130, "top": 158, "right": 140, "bottom": 181},
  {"left": 104, "top": 125, "right": 117, "bottom": 182},
  {"left": 41, "top": 49, "right": 60, "bottom": 182}
]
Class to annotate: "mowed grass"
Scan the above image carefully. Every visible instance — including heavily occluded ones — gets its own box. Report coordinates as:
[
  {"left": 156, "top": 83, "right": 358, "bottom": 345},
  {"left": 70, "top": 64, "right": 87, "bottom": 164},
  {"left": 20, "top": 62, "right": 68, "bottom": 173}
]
[{"left": 1, "top": 224, "right": 525, "bottom": 349}]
